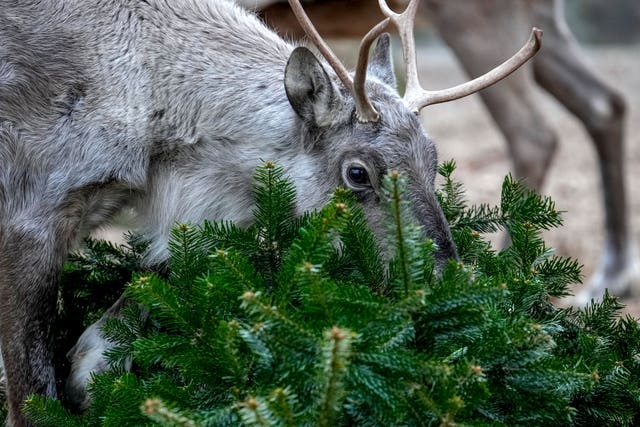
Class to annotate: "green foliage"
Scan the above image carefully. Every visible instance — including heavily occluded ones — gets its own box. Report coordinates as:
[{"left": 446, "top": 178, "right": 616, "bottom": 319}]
[
  {"left": 21, "top": 161, "right": 640, "bottom": 426},
  {"left": 53, "top": 235, "right": 149, "bottom": 395}
]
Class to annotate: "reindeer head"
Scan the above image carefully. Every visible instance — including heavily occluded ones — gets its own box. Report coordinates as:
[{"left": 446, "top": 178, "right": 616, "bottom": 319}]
[{"left": 282, "top": 0, "right": 541, "bottom": 267}]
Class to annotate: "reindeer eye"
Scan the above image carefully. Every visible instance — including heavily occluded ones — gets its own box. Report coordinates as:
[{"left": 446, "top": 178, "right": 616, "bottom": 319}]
[{"left": 347, "top": 166, "right": 369, "bottom": 186}]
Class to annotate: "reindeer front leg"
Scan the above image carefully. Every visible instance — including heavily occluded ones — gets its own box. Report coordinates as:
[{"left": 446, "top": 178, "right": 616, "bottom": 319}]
[{"left": 0, "top": 221, "right": 67, "bottom": 427}]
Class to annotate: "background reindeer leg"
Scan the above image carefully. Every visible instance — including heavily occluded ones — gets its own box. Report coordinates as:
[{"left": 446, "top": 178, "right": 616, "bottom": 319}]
[
  {"left": 530, "top": 0, "right": 639, "bottom": 301},
  {"left": 426, "top": 0, "right": 639, "bottom": 302},
  {"left": 0, "top": 127, "right": 60, "bottom": 426},
  {"left": 424, "top": 0, "right": 557, "bottom": 191},
  {"left": 0, "top": 220, "right": 64, "bottom": 427}
]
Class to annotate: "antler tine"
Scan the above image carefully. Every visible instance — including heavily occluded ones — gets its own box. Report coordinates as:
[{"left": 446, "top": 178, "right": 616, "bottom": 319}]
[
  {"left": 288, "top": 0, "right": 382, "bottom": 123},
  {"left": 408, "top": 28, "right": 543, "bottom": 111},
  {"left": 353, "top": 18, "right": 391, "bottom": 123},
  {"left": 378, "top": 1, "right": 542, "bottom": 113},
  {"left": 378, "top": 0, "right": 422, "bottom": 109}
]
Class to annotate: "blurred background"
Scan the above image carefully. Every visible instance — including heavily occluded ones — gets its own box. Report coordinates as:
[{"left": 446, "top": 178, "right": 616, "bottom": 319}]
[
  {"left": 565, "top": 0, "right": 639, "bottom": 44},
  {"left": 406, "top": 0, "right": 640, "bottom": 312}
]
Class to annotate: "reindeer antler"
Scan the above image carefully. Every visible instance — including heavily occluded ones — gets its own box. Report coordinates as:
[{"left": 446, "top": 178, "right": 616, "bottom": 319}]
[
  {"left": 289, "top": 0, "right": 542, "bottom": 120},
  {"left": 378, "top": 0, "right": 543, "bottom": 113},
  {"left": 288, "top": 0, "right": 383, "bottom": 123}
]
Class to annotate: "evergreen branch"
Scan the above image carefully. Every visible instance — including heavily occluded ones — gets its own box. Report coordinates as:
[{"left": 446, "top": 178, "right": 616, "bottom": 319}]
[
  {"left": 436, "top": 160, "right": 467, "bottom": 224},
  {"left": 168, "top": 224, "right": 209, "bottom": 289},
  {"left": 142, "top": 398, "right": 198, "bottom": 427},
  {"left": 200, "top": 220, "right": 259, "bottom": 260},
  {"left": 274, "top": 201, "right": 346, "bottom": 306},
  {"left": 316, "top": 327, "right": 353, "bottom": 427},
  {"left": 240, "top": 291, "right": 317, "bottom": 348},
  {"left": 86, "top": 372, "right": 152, "bottom": 426},
  {"left": 297, "top": 264, "right": 336, "bottom": 328},
  {"left": 266, "top": 388, "right": 297, "bottom": 427},
  {"left": 132, "top": 333, "right": 193, "bottom": 368},
  {"left": 251, "top": 161, "right": 299, "bottom": 290},
  {"left": 387, "top": 171, "right": 412, "bottom": 296},
  {"left": 500, "top": 174, "right": 563, "bottom": 231},
  {"left": 126, "top": 274, "right": 193, "bottom": 334},
  {"left": 23, "top": 395, "right": 88, "bottom": 427},
  {"left": 453, "top": 203, "right": 503, "bottom": 234},
  {"left": 580, "top": 290, "right": 626, "bottom": 335},
  {"left": 377, "top": 321, "right": 415, "bottom": 352},
  {"left": 383, "top": 170, "right": 430, "bottom": 298},
  {"left": 332, "top": 188, "right": 386, "bottom": 294},
  {"left": 534, "top": 256, "right": 583, "bottom": 298},
  {"left": 238, "top": 327, "right": 273, "bottom": 373},
  {"left": 345, "top": 365, "right": 400, "bottom": 424},
  {"left": 323, "top": 284, "right": 387, "bottom": 331},
  {"left": 205, "top": 248, "right": 265, "bottom": 306},
  {"left": 236, "top": 397, "right": 272, "bottom": 427},
  {"left": 101, "top": 302, "right": 149, "bottom": 372}
]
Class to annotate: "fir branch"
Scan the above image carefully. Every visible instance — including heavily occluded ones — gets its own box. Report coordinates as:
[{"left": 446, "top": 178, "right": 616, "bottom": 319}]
[
  {"left": 579, "top": 290, "right": 626, "bottom": 335},
  {"left": 126, "top": 274, "right": 193, "bottom": 335},
  {"left": 200, "top": 220, "right": 259, "bottom": 261},
  {"left": 168, "top": 223, "right": 209, "bottom": 289},
  {"left": 386, "top": 170, "right": 412, "bottom": 296},
  {"left": 86, "top": 372, "right": 153, "bottom": 426},
  {"left": 236, "top": 397, "right": 272, "bottom": 427},
  {"left": 142, "top": 398, "right": 198, "bottom": 427},
  {"left": 436, "top": 160, "right": 468, "bottom": 224},
  {"left": 316, "top": 326, "right": 352, "bottom": 427},
  {"left": 274, "top": 200, "right": 346, "bottom": 307},
  {"left": 101, "top": 302, "right": 149, "bottom": 372},
  {"left": 332, "top": 187, "right": 386, "bottom": 294},
  {"left": 383, "top": 170, "right": 429, "bottom": 298},
  {"left": 238, "top": 326, "right": 273, "bottom": 374},
  {"left": 23, "top": 395, "right": 88, "bottom": 427},
  {"left": 534, "top": 255, "right": 583, "bottom": 298},
  {"left": 202, "top": 248, "right": 265, "bottom": 320},
  {"left": 500, "top": 174, "right": 563, "bottom": 232},
  {"left": 208, "top": 249, "right": 264, "bottom": 293},
  {"left": 265, "top": 388, "right": 297, "bottom": 427},
  {"left": 240, "top": 291, "right": 317, "bottom": 351},
  {"left": 251, "top": 161, "right": 298, "bottom": 290},
  {"left": 453, "top": 203, "right": 503, "bottom": 234}
]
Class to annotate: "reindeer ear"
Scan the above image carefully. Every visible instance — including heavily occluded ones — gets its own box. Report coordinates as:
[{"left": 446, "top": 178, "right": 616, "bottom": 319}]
[
  {"left": 368, "top": 33, "right": 396, "bottom": 88},
  {"left": 285, "top": 47, "right": 342, "bottom": 129}
]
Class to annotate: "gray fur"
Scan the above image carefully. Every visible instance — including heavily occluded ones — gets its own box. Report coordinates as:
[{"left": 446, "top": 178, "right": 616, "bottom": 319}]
[
  {"left": 0, "top": 1, "right": 455, "bottom": 424},
  {"left": 65, "top": 298, "right": 132, "bottom": 412}
]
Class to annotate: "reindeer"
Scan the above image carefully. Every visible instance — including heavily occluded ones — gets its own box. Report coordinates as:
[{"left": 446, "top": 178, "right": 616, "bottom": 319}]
[
  {"left": 0, "top": 0, "right": 539, "bottom": 425},
  {"left": 245, "top": 0, "right": 640, "bottom": 306}
]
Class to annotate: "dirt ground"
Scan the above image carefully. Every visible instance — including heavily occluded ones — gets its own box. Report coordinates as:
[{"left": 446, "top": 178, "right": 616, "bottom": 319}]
[
  {"left": 96, "top": 42, "right": 640, "bottom": 316},
  {"left": 412, "top": 43, "right": 640, "bottom": 315}
]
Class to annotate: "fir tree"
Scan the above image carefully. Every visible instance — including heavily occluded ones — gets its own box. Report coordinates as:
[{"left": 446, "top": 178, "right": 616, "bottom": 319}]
[{"left": 17, "top": 161, "right": 640, "bottom": 427}]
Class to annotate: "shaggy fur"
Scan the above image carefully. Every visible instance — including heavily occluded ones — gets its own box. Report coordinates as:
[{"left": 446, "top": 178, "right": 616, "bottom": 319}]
[{"left": 0, "top": 1, "right": 456, "bottom": 425}]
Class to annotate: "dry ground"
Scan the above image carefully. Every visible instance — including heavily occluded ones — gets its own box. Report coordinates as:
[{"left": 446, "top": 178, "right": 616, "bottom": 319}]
[{"left": 96, "top": 42, "right": 640, "bottom": 316}]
